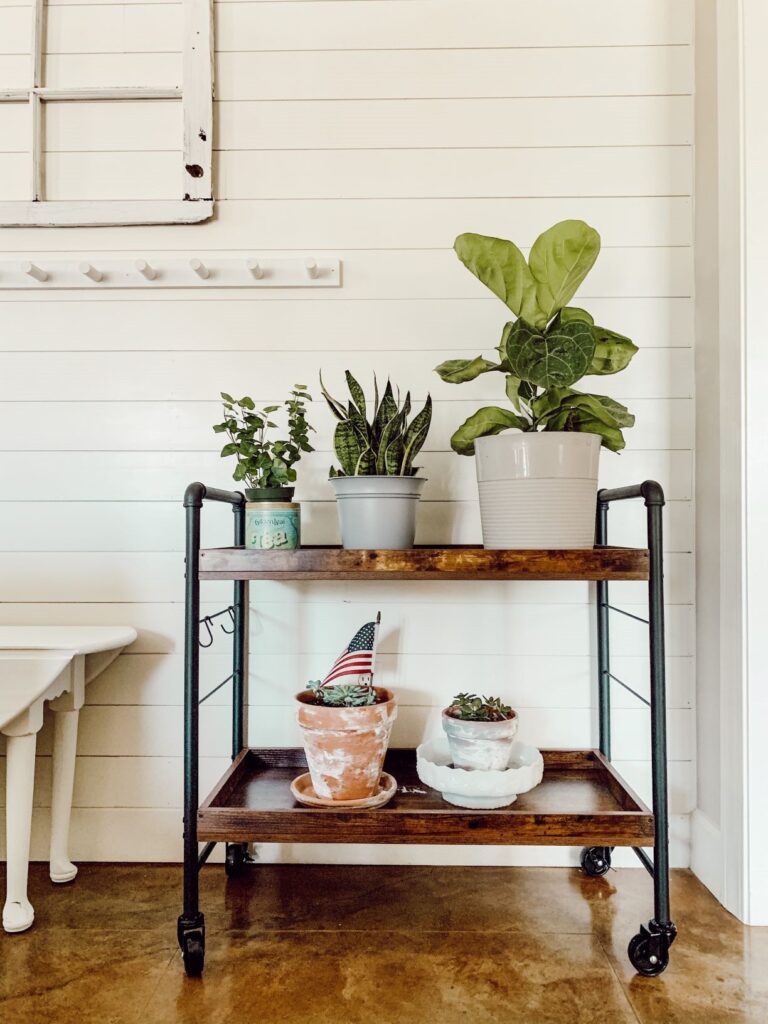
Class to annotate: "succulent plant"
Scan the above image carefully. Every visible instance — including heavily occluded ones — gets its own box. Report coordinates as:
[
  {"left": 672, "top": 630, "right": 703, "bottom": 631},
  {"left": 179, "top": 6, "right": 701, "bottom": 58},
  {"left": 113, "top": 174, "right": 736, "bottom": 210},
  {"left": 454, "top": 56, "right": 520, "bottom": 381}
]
[
  {"left": 306, "top": 680, "right": 377, "bottom": 707},
  {"left": 446, "top": 692, "right": 514, "bottom": 722},
  {"left": 320, "top": 371, "right": 432, "bottom": 477}
]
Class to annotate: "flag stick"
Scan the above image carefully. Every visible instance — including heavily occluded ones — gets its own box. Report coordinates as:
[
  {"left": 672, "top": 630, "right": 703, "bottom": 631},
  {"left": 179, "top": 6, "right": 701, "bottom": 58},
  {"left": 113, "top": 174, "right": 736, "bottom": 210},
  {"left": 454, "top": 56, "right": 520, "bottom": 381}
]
[{"left": 369, "top": 610, "right": 382, "bottom": 684}]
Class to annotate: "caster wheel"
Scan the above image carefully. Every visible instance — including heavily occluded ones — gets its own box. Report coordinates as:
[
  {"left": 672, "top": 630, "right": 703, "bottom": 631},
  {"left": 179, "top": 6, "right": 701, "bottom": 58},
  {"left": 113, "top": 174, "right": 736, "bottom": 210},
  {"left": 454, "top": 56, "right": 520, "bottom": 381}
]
[
  {"left": 628, "top": 925, "right": 671, "bottom": 977},
  {"left": 181, "top": 933, "right": 205, "bottom": 977},
  {"left": 177, "top": 914, "right": 205, "bottom": 977},
  {"left": 580, "top": 846, "right": 611, "bottom": 877},
  {"left": 225, "top": 843, "right": 247, "bottom": 878}
]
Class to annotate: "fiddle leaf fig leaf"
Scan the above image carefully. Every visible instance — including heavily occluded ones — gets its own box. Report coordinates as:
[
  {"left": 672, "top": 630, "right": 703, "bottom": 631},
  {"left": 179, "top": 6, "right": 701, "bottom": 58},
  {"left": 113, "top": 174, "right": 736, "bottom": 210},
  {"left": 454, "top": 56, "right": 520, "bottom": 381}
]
[
  {"left": 450, "top": 405, "right": 529, "bottom": 456},
  {"left": 454, "top": 233, "right": 544, "bottom": 325},
  {"left": 435, "top": 355, "right": 500, "bottom": 383},
  {"left": 528, "top": 220, "right": 601, "bottom": 322},
  {"left": 505, "top": 374, "right": 523, "bottom": 410},
  {"left": 588, "top": 326, "right": 639, "bottom": 375},
  {"left": 559, "top": 306, "right": 594, "bottom": 325},
  {"left": 505, "top": 317, "right": 596, "bottom": 389}
]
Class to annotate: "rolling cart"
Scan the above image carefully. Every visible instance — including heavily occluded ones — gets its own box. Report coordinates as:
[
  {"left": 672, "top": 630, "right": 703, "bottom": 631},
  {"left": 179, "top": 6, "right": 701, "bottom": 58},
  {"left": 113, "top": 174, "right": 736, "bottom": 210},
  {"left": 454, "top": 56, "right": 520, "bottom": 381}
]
[{"left": 177, "top": 480, "right": 677, "bottom": 977}]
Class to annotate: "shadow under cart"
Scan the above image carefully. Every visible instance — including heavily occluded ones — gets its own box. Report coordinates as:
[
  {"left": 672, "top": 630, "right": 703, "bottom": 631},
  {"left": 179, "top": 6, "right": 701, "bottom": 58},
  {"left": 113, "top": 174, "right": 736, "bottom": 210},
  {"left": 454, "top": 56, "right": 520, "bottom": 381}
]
[{"left": 177, "top": 481, "right": 677, "bottom": 979}]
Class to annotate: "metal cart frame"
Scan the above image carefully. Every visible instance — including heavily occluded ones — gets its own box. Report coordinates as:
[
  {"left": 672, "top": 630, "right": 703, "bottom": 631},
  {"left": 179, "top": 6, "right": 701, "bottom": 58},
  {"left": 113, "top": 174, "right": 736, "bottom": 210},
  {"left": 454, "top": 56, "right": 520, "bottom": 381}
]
[{"left": 177, "top": 479, "right": 677, "bottom": 977}]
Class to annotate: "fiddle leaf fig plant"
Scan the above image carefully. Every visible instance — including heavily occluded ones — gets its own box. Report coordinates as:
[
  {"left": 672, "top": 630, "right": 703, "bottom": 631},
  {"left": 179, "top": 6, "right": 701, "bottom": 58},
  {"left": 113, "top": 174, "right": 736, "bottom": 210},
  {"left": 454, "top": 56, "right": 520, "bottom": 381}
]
[
  {"left": 436, "top": 220, "right": 638, "bottom": 455},
  {"left": 321, "top": 371, "right": 432, "bottom": 477}
]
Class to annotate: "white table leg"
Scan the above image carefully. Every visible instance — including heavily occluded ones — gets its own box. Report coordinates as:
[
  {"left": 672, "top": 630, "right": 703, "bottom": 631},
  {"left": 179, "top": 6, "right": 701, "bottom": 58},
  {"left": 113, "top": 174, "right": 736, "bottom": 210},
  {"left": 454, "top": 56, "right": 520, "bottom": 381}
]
[
  {"left": 49, "top": 708, "right": 80, "bottom": 883},
  {"left": 3, "top": 730, "right": 37, "bottom": 933}
]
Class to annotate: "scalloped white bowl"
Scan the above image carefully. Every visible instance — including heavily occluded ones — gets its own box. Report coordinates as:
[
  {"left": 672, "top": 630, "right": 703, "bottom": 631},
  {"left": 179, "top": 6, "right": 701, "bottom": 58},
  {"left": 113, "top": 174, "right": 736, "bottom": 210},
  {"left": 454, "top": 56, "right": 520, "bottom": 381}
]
[{"left": 416, "top": 737, "right": 544, "bottom": 809}]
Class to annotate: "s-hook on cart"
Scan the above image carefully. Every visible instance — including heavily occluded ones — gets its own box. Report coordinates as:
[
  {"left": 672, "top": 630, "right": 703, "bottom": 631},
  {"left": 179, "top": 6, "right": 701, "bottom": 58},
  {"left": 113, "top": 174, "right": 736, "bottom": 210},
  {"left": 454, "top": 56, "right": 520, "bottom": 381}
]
[{"left": 177, "top": 479, "right": 677, "bottom": 977}]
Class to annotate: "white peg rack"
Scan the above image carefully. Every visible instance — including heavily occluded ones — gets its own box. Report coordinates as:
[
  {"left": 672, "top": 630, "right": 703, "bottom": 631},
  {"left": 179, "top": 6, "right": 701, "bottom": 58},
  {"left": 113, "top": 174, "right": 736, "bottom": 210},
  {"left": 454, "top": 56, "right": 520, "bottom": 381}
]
[{"left": 0, "top": 256, "right": 341, "bottom": 290}]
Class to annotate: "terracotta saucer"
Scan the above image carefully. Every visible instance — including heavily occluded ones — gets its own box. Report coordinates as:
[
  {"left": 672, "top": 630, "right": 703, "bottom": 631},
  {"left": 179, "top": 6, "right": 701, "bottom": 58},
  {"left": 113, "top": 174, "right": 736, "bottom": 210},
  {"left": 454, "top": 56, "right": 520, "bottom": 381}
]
[{"left": 290, "top": 771, "right": 397, "bottom": 809}]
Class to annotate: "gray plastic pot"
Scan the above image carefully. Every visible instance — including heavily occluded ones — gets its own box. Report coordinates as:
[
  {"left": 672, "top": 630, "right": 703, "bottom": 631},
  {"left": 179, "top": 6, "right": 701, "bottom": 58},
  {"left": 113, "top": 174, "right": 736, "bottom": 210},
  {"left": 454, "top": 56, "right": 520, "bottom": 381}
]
[{"left": 329, "top": 475, "right": 426, "bottom": 549}]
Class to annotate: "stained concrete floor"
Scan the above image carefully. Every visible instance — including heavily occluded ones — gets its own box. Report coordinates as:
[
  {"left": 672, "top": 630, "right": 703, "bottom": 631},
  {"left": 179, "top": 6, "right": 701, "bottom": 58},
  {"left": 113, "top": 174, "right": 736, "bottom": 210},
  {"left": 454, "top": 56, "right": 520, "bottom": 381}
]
[{"left": 1, "top": 864, "right": 767, "bottom": 1023}]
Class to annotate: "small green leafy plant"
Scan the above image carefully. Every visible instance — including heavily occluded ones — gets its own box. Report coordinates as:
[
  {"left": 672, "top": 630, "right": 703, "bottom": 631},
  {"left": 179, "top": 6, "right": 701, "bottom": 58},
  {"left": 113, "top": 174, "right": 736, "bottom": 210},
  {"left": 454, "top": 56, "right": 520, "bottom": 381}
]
[
  {"left": 213, "top": 385, "right": 314, "bottom": 490},
  {"left": 435, "top": 220, "right": 637, "bottom": 454},
  {"left": 321, "top": 371, "right": 432, "bottom": 477},
  {"left": 446, "top": 692, "right": 514, "bottom": 722},
  {"left": 306, "top": 680, "right": 378, "bottom": 707}
]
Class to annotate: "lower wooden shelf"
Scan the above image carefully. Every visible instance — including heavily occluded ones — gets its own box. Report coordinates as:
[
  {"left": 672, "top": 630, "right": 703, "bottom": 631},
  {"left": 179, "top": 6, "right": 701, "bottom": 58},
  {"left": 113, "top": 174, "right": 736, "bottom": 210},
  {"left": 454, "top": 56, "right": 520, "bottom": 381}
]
[{"left": 198, "top": 747, "right": 654, "bottom": 847}]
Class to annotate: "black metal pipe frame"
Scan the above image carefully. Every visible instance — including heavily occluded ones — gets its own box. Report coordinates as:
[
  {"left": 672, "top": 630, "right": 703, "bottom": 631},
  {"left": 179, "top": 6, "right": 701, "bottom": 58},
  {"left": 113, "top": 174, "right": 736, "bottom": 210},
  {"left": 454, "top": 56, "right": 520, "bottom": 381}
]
[
  {"left": 597, "top": 481, "right": 677, "bottom": 952},
  {"left": 178, "top": 483, "right": 245, "bottom": 960}
]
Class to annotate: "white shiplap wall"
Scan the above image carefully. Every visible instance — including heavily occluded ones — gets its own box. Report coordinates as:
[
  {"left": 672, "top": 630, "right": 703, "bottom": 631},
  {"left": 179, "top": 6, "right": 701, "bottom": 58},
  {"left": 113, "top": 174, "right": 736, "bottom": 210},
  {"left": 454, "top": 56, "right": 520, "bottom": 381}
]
[{"left": 0, "top": 0, "right": 694, "bottom": 866}]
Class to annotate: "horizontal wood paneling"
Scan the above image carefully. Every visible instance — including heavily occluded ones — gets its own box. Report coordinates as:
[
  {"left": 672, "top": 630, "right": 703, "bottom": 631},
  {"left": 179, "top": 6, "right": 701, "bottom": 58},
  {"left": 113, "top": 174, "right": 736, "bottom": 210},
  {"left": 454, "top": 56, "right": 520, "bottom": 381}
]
[
  {"left": 0, "top": 0, "right": 695, "bottom": 867},
  {"left": 85, "top": 651, "right": 695, "bottom": 711},
  {"left": 0, "top": 397, "right": 694, "bottom": 450},
  {"left": 19, "top": 46, "right": 693, "bottom": 98},
  {"left": 0, "top": 449, "right": 694, "bottom": 501},
  {"left": 0, "top": 298, "right": 693, "bottom": 349}
]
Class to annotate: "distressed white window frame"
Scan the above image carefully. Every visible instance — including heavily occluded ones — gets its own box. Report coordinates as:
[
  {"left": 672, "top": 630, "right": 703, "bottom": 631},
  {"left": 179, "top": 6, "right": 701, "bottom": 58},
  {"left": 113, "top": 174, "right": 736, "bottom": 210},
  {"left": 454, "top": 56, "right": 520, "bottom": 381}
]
[{"left": 0, "top": 0, "right": 213, "bottom": 227}]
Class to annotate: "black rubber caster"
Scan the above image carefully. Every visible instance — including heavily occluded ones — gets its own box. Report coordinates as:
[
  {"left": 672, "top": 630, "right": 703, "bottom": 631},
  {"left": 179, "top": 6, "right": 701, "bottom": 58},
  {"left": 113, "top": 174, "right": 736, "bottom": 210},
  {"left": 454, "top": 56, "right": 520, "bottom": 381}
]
[
  {"left": 580, "top": 846, "right": 612, "bottom": 877},
  {"left": 225, "top": 843, "right": 247, "bottom": 878},
  {"left": 628, "top": 920, "right": 676, "bottom": 977},
  {"left": 177, "top": 914, "right": 205, "bottom": 977}
]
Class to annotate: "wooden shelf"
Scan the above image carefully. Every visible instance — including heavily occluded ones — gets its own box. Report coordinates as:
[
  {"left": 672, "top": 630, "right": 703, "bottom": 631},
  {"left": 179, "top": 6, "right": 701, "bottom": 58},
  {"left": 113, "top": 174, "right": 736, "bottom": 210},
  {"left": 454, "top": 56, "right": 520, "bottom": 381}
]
[
  {"left": 198, "top": 747, "right": 654, "bottom": 847},
  {"left": 197, "top": 545, "right": 649, "bottom": 581}
]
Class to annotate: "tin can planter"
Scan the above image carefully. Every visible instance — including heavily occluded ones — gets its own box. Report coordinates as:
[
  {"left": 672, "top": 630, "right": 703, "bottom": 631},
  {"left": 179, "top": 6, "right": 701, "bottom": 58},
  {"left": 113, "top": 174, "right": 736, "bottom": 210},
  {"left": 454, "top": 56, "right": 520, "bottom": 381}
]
[
  {"left": 442, "top": 708, "right": 519, "bottom": 771},
  {"left": 245, "top": 487, "right": 300, "bottom": 550},
  {"left": 329, "top": 476, "right": 426, "bottom": 549},
  {"left": 295, "top": 687, "right": 397, "bottom": 800}
]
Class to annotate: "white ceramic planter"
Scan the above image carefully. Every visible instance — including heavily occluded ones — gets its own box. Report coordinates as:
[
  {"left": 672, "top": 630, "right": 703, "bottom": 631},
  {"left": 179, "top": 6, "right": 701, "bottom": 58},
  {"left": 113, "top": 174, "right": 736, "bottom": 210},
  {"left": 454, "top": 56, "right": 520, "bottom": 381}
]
[
  {"left": 416, "top": 737, "right": 544, "bottom": 809},
  {"left": 474, "top": 431, "right": 601, "bottom": 549},
  {"left": 441, "top": 709, "right": 519, "bottom": 771},
  {"left": 330, "top": 475, "right": 426, "bottom": 549}
]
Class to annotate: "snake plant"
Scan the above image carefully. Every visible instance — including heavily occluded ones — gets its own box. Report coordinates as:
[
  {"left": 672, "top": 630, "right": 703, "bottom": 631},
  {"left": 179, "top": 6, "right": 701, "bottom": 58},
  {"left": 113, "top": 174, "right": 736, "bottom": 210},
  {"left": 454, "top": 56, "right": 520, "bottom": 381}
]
[
  {"left": 435, "top": 220, "right": 637, "bottom": 454},
  {"left": 321, "top": 371, "right": 432, "bottom": 477}
]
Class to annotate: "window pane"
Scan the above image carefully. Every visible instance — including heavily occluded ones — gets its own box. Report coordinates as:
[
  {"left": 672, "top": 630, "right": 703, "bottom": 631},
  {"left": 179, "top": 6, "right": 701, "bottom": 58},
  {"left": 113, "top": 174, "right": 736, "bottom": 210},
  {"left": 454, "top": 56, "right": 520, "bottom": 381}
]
[
  {"left": 44, "top": 53, "right": 181, "bottom": 91},
  {"left": 0, "top": 103, "right": 30, "bottom": 200},
  {"left": 43, "top": 99, "right": 181, "bottom": 201}
]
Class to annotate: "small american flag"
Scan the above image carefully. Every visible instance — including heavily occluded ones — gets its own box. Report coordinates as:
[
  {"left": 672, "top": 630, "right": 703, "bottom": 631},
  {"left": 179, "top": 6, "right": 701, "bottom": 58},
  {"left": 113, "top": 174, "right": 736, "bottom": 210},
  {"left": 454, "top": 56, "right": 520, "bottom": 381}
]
[{"left": 321, "top": 613, "right": 381, "bottom": 686}]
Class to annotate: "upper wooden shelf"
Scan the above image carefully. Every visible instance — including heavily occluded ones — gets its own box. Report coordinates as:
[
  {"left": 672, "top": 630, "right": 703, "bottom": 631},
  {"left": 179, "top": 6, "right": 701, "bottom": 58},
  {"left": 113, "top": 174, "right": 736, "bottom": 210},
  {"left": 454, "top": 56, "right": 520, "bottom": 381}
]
[{"left": 197, "top": 545, "right": 649, "bottom": 581}]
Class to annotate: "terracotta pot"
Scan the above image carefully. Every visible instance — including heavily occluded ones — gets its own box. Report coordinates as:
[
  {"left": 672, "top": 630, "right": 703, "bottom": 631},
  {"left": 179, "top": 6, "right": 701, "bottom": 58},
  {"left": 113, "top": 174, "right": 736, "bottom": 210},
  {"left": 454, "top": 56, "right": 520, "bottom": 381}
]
[{"left": 295, "top": 687, "right": 397, "bottom": 800}]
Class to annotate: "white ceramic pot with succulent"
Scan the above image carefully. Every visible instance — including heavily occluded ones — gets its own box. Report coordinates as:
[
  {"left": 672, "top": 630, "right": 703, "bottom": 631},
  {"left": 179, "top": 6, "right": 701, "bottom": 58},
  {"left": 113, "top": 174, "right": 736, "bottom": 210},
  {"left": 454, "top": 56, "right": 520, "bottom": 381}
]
[
  {"left": 436, "top": 220, "right": 639, "bottom": 549},
  {"left": 442, "top": 693, "right": 518, "bottom": 771},
  {"left": 321, "top": 372, "right": 432, "bottom": 549}
]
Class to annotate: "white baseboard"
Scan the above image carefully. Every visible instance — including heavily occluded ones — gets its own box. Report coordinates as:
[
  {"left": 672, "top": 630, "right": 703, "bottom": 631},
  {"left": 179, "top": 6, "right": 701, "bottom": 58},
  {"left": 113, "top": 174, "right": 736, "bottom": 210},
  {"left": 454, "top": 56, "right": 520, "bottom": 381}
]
[{"left": 691, "top": 808, "right": 724, "bottom": 903}]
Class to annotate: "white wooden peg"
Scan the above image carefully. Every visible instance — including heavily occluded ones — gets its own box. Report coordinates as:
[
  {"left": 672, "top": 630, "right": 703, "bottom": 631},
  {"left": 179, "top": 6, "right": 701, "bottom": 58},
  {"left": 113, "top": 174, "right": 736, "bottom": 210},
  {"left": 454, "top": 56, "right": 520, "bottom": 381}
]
[
  {"left": 135, "top": 259, "right": 157, "bottom": 281},
  {"left": 78, "top": 262, "right": 102, "bottom": 283},
  {"left": 246, "top": 259, "right": 263, "bottom": 280},
  {"left": 21, "top": 261, "right": 47, "bottom": 282},
  {"left": 190, "top": 258, "right": 210, "bottom": 280},
  {"left": 304, "top": 258, "right": 319, "bottom": 280}
]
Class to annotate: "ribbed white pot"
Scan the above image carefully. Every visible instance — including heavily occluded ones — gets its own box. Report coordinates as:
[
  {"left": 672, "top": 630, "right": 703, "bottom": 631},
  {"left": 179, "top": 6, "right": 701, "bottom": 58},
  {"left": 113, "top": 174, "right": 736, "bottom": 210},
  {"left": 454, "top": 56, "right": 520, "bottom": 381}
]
[{"left": 474, "top": 431, "right": 601, "bottom": 549}]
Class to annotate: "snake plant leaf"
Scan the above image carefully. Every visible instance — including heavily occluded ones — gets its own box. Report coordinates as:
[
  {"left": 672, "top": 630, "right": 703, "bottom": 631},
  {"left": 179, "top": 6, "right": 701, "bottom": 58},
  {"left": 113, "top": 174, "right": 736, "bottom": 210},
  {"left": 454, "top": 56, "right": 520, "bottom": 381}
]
[
  {"left": 334, "top": 419, "right": 364, "bottom": 476},
  {"left": 375, "top": 409, "right": 402, "bottom": 473},
  {"left": 402, "top": 390, "right": 412, "bottom": 421},
  {"left": 454, "top": 233, "right": 544, "bottom": 325},
  {"left": 450, "top": 405, "right": 529, "bottom": 456},
  {"left": 373, "top": 380, "right": 398, "bottom": 441},
  {"left": 559, "top": 306, "right": 594, "bottom": 325},
  {"left": 588, "top": 326, "right": 639, "bottom": 376},
  {"left": 346, "top": 402, "right": 370, "bottom": 447},
  {"left": 435, "top": 355, "right": 500, "bottom": 383},
  {"left": 319, "top": 371, "right": 347, "bottom": 422},
  {"left": 402, "top": 395, "right": 432, "bottom": 474},
  {"left": 505, "top": 317, "right": 596, "bottom": 389},
  {"left": 345, "top": 370, "right": 367, "bottom": 419},
  {"left": 528, "top": 220, "right": 601, "bottom": 323},
  {"left": 384, "top": 435, "right": 405, "bottom": 475},
  {"left": 355, "top": 446, "right": 375, "bottom": 476}
]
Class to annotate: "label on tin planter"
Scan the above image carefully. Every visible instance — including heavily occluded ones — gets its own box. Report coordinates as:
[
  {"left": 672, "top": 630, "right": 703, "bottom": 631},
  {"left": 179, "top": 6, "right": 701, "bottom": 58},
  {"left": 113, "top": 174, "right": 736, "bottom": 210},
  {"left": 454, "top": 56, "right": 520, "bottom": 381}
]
[{"left": 245, "top": 502, "right": 300, "bottom": 550}]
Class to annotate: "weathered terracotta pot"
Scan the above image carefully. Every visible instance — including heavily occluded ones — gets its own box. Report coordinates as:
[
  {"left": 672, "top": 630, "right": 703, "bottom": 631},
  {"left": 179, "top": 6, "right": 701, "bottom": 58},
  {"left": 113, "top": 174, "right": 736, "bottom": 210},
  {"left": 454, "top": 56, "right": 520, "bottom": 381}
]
[
  {"left": 295, "top": 687, "right": 397, "bottom": 801},
  {"left": 442, "top": 708, "right": 519, "bottom": 771}
]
